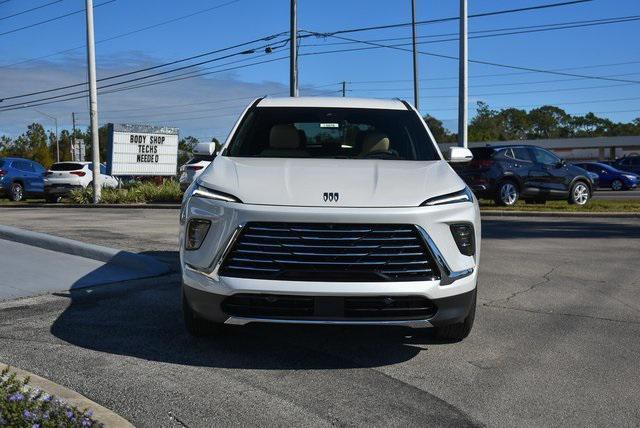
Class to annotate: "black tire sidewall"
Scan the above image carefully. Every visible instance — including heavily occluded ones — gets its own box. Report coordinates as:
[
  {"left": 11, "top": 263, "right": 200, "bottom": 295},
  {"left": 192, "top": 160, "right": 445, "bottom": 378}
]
[
  {"left": 10, "top": 182, "right": 23, "bottom": 201},
  {"left": 569, "top": 181, "right": 590, "bottom": 205},
  {"left": 612, "top": 179, "right": 623, "bottom": 191},
  {"left": 495, "top": 180, "right": 519, "bottom": 206}
]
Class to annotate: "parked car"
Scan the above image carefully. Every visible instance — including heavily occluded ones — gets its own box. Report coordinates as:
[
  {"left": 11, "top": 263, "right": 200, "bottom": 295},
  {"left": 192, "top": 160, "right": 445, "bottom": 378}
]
[
  {"left": 612, "top": 155, "right": 640, "bottom": 175},
  {"left": 455, "top": 145, "right": 593, "bottom": 206},
  {"left": 44, "top": 162, "right": 119, "bottom": 202},
  {"left": 180, "top": 97, "right": 480, "bottom": 341},
  {"left": 179, "top": 142, "right": 217, "bottom": 191},
  {"left": 573, "top": 162, "right": 638, "bottom": 191},
  {"left": 0, "top": 157, "right": 46, "bottom": 201},
  {"left": 585, "top": 171, "right": 600, "bottom": 189}
]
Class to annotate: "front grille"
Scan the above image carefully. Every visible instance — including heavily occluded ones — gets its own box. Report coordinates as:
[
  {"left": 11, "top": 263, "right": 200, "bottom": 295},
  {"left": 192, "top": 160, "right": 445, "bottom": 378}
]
[
  {"left": 218, "top": 222, "right": 439, "bottom": 282},
  {"left": 221, "top": 294, "right": 437, "bottom": 320}
]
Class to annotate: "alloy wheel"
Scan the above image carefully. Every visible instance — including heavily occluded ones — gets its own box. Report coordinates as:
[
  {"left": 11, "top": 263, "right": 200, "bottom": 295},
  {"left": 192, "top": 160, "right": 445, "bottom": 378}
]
[
  {"left": 573, "top": 183, "right": 589, "bottom": 205},
  {"left": 10, "top": 183, "right": 23, "bottom": 201},
  {"left": 611, "top": 179, "right": 623, "bottom": 191},
  {"left": 500, "top": 183, "right": 518, "bottom": 205}
]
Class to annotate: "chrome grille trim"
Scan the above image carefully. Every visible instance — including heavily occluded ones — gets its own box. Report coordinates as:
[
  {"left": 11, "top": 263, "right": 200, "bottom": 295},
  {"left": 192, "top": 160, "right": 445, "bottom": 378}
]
[{"left": 219, "top": 222, "right": 441, "bottom": 282}]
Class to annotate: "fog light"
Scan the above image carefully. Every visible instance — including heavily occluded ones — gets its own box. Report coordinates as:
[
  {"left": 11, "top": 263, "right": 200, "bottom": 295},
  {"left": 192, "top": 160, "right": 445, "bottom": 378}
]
[
  {"left": 186, "top": 219, "right": 211, "bottom": 250},
  {"left": 450, "top": 223, "right": 475, "bottom": 256}
]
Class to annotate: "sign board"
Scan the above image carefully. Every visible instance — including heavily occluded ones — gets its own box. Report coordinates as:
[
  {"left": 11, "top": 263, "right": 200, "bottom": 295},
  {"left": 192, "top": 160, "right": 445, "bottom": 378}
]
[
  {"left": 107, "top": 123, "right": 179, "bottom": 176},
  {"left": 71, "top": 139, "right": 85, "bottom": 162}
]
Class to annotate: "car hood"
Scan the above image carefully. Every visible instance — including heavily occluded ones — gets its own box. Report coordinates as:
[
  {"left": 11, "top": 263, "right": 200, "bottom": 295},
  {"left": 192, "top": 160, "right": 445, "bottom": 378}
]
[{"left": 197, "top": 157, "right": 466, "bottom": 207}]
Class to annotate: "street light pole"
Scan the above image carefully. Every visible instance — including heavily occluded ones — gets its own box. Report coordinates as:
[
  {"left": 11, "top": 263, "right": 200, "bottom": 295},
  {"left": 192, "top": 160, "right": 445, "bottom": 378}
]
[
  {"left": 34, "top": 109, "right": 59, "bottom": 162},
  {"left": 411, "top": 0, "right": 419, "bottom": 111},
  {"left": 458, "top": 0, "right": 468, "bottom": 148},
  {"left": 85, "top": 0, "right": 101, "bottom": 203},
  {"left": 289, "top": 0, "right": 298, "bottom": 97}
]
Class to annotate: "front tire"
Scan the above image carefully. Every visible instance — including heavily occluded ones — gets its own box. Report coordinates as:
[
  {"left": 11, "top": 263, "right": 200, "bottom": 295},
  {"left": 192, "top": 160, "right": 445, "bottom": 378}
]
[
  {"left": 611, "top": 179, "right": 623, "bottom": 191},
  {"left": 569, "top": 181, "right": 590, "bottom": 205},
  {"left": 434, "top": 292, "right": 476, "bottom": 341},
  {"left": 9, "top": 182, "right": 24, "bottom": 202},
  {"left": 495, "top": 180, "right": 519, "bottom": 206}
]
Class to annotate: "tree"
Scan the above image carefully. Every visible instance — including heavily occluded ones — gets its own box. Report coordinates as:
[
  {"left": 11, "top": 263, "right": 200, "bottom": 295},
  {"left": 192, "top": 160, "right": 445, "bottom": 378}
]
[{"left": 423, "top": 115, "right": 456, "bottom": 143}]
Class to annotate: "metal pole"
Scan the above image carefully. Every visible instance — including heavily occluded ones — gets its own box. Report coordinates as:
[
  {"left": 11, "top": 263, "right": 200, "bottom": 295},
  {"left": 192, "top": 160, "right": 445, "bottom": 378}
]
[
  {"left": 458, "top": 0, "right": 468, "bottom": 148},
  {"left": 411, "top": 0, "right": 419, "bottom": 111},
  {"left": 289, "top": 0, "right": 298, "bottom": 97},
  {"left": 55, "top": 117, "right": 59, "bottom": 162},
  {"left": 85, "top": 0, "right": 101, "bottom": 202},
  {"left": 342, "top": 81, "right": 346, "bottom": 97},
  {"left": 71, "top": 112, "right": 76, "bottom": 160}
]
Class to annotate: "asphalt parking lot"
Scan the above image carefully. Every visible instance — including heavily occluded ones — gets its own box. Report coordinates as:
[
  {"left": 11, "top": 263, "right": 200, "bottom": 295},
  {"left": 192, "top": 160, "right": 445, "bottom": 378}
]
[{"left": 0, "top": 208, "right": 639, "bottom": 427}]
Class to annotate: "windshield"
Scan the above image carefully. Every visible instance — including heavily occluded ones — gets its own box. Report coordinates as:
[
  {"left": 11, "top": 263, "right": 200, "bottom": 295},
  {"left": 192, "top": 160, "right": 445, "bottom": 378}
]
[{"left": 226, "top": 107, "right": 439, "bottom": 161}]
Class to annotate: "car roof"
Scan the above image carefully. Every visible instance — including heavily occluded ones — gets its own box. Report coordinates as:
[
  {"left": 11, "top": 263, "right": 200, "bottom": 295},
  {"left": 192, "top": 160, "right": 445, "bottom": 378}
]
[
  {"left": 482, "top": 144, "right": 543, "bottom": 150},
  {"left": 256, "top": 96, "right": 408, "bottom": 110}
]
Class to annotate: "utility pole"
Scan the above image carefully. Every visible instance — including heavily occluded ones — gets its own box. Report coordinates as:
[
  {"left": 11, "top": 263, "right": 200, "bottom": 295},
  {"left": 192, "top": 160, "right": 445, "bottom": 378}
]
[
  {"left": 342, "top": 81, "right": 346, "bottom": 97},
  {"left": 289, "top": 0, "right": 298, "bottom": 97},
  {"left": 85, "top": 0, "right": 101, "bottom": 202},
  {"left": 458, "top": 0, "right": 468, "bottom": 148},
  {"left": 34, "top": 109, "right": 59, "bottom": 162},
  {"left": 71, "top": 112, "right": 76, "bottom": 160},
  {"left": 411, "top": 0, "right": 420, "bottom": 111}
]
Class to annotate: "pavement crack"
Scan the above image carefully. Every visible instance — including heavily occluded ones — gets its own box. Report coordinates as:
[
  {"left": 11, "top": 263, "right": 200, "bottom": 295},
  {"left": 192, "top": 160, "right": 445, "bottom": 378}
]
[
  {"left": 168, "top": 410, "right": 190, "bottom": 428},
  {"left": 484, "top": 304, "right": 640, "bottom": 325},
  {"left": 483, "top": 263, "right": 563, "bottom": 306}
]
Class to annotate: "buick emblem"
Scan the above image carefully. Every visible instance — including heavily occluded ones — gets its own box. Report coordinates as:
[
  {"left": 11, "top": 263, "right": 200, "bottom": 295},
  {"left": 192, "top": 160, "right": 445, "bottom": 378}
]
[{"left": 323, "top": 192, "right": 339, "bottom": 202}]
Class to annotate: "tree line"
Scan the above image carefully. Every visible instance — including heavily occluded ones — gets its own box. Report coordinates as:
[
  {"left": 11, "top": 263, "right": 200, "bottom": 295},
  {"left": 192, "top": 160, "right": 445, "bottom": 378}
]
[
  {"left": 425, "top": 102, "right": 640, "bottom": 143},
  {"left": 2, "top": 103, "right": 639, "bottom": 167}
]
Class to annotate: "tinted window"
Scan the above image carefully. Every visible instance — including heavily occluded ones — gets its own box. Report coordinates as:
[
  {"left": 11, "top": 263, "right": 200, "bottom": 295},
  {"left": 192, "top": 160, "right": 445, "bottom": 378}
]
[
  {"left": 51, "top": 163, "right": 84, "bottom": 171},
  {"left": 14, "top": 161, "right": 34, "bottom": 172},
  {"left": 532, "top": 148, "right": 560, "bottom": 165},
  {"left": 0, "top": 160, "right": 5, "bottom": 168},
  {"left": 32, "top": 162, "right": 45, "bottom": 173},
  {"left": 227, "top": 107, "right": 439, "bottom": 160},
  {"left": 508, "top": 147, "right": 533, "bottom": 162},
  {"left": 631, "top": 157, "right": 640, "bottom": 166}
]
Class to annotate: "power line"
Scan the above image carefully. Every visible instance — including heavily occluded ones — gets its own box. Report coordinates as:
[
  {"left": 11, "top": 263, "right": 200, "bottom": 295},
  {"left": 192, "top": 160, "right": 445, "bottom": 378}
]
[
  {"left": 0, "top": 0, "right": 115, "bottom": 37},
  {"left": 320, "top": 0, "right": 593, "bottom": 36},
  {"left": 302, "top": 15, "right": 640, "bottom": 48},
  {"left": 301, "top": 30, "right": 640, "bottom": 85},
  {"left": 0, "top": 0, "right": 63, "bottom": 22},
  {"left": 0, "top": 0, "right": 243, "bottom": 69},
  {"left": 0, "top": 33, "right": 288, "bottom": 102}
]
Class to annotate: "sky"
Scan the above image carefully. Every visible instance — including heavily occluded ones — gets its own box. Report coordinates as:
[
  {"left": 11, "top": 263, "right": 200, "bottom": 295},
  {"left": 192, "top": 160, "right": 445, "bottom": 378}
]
[{"left": 0, "top": 0, "right": 639, "bottom": 142}]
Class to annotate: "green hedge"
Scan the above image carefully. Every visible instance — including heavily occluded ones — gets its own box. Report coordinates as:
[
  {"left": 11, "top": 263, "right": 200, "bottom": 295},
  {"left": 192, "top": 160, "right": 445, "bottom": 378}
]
[
  {"left": 69, "top": 180, "right": 182, "bottom": 204},
  {"left": 0, "top": 366, "right": 101, "bottom": 427}
]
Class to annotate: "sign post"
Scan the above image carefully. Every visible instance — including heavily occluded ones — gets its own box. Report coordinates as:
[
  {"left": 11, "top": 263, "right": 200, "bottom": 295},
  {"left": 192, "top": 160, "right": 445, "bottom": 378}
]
[{"left": 107, "top": 124, "right": 179, "bottom": 176}]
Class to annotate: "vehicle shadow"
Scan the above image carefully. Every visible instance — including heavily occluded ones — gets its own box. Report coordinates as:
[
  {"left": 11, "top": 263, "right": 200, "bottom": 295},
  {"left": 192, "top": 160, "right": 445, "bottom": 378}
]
[
  {"left": 482, "top": 218, "right": 640, "bottom": 240},
  {"left": 50, "top": 258, "right": 450, "bottom": 370}
]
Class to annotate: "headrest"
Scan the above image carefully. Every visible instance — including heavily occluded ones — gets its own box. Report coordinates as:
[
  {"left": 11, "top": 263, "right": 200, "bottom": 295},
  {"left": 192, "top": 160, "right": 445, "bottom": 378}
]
[
  {"left": 269, "top": 124, "right": 300, "bottom": 149},
  {"left": 360, "top": 131, "right": 390, "bottom": 155}
]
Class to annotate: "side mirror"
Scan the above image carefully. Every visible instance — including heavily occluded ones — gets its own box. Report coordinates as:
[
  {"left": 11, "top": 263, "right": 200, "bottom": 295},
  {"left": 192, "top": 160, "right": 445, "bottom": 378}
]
[
  {"left": 444, "top": 147, "right": 473, "bottom": 163},
  {"left": 193, "top": 142, "right": 216, "bottom": 156},
  {"left": 556, "top": 159, "right": 566, "bottom": 168}
]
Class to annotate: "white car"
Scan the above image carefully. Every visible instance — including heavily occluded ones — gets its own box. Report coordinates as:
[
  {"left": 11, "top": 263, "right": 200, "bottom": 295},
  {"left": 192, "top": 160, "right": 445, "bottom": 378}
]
[
  {"left": 179, "top": 142, "right": 217, "bottom": 191},
  {"left": 44, "top": 161, "right": 119, "bottom": 202},
  {"left": 180, "top": 97, "right": 480, "bottom": 341}
]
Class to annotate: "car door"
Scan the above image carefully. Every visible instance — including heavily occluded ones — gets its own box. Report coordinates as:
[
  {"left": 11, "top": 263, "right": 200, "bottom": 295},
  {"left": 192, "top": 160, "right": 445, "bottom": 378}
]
[
  {"left": 30, "top": 161, "right": 46, "bottom": 194},
  {"left": 528, "top": 147, "right": 567, "bottom": 195},
  {"left": 15, "top": 161, "right": 37, "bottom": 192},
  {"left": 507, "top": 147, "right": 536, "bottom": 195}
]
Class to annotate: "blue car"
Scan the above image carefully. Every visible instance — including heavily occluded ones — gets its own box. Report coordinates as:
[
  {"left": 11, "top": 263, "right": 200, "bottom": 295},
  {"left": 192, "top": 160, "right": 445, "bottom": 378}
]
[
  {"left": 0, "top": 157, "right": 46, "bottom": 201},
  {"left": 574, "top": 162, "right": 639, "bottom": 191}
]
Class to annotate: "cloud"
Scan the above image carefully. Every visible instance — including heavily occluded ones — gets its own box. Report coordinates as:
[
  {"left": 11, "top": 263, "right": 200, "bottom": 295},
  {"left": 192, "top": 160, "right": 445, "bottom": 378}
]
[{"left": 0, "top": 53, "right": 324, "bottom": 141}]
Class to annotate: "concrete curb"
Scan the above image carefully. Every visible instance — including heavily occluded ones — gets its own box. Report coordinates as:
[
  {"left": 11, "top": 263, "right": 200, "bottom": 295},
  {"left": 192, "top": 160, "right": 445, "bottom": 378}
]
[
  {"left": 0, "top": 203, "right": 180, "bottom": 209},
  {"left": 0, "top": 224, "right": 169, "bottom": 276},
  {"left": 480, "top": 210, "right": 640, "bottom": 218},
  {"left": 3, "top": 363, "right": 134, "bottom": 427}
]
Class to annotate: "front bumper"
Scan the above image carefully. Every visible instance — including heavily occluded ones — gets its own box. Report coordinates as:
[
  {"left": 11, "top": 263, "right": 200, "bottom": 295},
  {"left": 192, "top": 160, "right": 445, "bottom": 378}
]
[{"left": 181, "top": 196, "right": 480, "bottom": 327}]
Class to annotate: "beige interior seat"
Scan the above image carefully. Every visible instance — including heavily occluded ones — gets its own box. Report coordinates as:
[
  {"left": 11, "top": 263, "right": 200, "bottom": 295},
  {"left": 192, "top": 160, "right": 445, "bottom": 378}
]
[
  {"left": 260, "top": 124, "right": 309, "bottom": 157},
  {"left": 359, "top": 131, "right": 390, "bottom": 157}
]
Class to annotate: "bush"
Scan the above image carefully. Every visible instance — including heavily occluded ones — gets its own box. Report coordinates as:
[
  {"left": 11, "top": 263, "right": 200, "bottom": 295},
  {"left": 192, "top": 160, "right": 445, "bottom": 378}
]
[
  {"left": 0, "top": 366, "right": 102, "bottom": 427},
  {"left": 69, "top": 180, "right": 182, "bottom": 204}
]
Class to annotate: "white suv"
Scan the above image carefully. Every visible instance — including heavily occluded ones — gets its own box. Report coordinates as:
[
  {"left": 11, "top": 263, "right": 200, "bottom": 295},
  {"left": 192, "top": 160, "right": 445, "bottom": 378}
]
[
  {"left": 180, "top": 97, "right": 480, "bottom": 341},
  {"left": 45, "top": 162, "right": 119, "bottom": 202}
]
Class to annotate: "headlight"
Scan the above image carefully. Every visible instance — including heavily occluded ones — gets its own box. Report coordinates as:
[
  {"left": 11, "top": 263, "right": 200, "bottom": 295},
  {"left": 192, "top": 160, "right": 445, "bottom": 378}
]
[
  {"left": 190, "top": 183, "right": 242, "bottom": 203},
  {"left": 624, "top": 174, "right": 637, "bottom": 180},
  {"left": 421, "top": 187, "right": 474, "bottom": 206}
]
